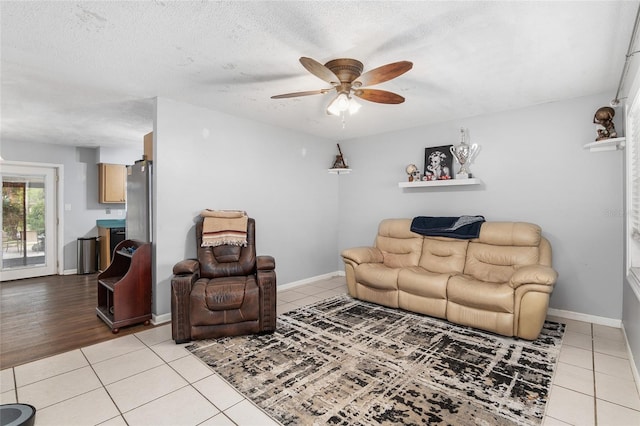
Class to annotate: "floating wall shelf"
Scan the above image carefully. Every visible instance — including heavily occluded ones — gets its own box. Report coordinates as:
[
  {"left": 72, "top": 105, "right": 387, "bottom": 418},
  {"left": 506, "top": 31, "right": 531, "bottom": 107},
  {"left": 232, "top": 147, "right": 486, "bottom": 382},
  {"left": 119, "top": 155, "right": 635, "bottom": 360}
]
[
  {"left": 583, "top": 137, "right": 625, "bottom": 152},
  {"left": 398, "top": 178, "right": 482, "bottom": 188},
  {"left": 328, "top": 168, "right": 352, "bottom": 174}
]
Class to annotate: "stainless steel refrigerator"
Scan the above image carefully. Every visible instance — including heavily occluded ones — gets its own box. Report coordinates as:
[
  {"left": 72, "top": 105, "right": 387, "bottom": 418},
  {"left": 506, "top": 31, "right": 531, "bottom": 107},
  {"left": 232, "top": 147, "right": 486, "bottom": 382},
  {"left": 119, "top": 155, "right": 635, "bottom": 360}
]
[{"left": 126, "top": 160, "right": 152, "bottom": 243}]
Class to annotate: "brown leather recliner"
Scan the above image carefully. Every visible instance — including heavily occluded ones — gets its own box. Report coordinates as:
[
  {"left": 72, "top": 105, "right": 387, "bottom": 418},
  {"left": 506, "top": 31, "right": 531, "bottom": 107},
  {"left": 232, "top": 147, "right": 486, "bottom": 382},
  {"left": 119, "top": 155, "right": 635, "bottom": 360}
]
[{"left": 171, "top": 217, "right": 276, "bottom": 343}]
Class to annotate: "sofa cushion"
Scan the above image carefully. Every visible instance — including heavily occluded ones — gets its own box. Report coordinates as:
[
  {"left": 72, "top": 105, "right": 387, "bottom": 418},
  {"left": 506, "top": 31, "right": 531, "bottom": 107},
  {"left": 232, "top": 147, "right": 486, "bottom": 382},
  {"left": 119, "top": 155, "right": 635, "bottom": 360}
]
[
  {"left": 355, "top": 264, "right": 399, "bottom": 290},
  {"left": 377, "top": 237, "right": 423, "bottom": 268},
  {"left": 475, "top": 222, "right": 541, "bottom": 246},
  {"left": 464, "top": 243, "right": 540, "bottom": 283},
  {"left": 419, "top": 238, "right": 468, "bottom": 274},
  {"left": 397, "top": 267, "right": 449, "bottom": 299},
  {"left": 378, "top": 218, "right": 419, "bottom": 239},
  {"left": 376, "top": 219, "right": 423, "bottom": 268},
  {"left": 448, "top": 274, "right": 514, "bottom": 313}
]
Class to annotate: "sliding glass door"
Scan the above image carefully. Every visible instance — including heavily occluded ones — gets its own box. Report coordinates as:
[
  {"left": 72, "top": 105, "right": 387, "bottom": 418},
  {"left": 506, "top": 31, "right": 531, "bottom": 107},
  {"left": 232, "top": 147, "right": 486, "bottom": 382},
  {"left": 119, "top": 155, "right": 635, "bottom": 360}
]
[{"left": 1, "top": 163, "right": 57, "bottom": 281}]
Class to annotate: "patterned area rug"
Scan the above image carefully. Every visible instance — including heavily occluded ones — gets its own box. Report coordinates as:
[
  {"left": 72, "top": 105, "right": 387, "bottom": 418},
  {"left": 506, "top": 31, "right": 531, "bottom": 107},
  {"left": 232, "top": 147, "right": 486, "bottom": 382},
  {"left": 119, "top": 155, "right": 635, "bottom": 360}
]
[{"left": 188, "top": 295, "right": 565, "bottom": 425}]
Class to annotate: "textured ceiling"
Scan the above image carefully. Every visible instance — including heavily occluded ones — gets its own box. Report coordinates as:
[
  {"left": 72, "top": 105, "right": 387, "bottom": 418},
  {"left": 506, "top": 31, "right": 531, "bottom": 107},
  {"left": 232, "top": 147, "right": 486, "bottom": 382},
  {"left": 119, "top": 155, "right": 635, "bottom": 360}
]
[{"left": 1, "top": 1, "right": 638, "bottom": 149}]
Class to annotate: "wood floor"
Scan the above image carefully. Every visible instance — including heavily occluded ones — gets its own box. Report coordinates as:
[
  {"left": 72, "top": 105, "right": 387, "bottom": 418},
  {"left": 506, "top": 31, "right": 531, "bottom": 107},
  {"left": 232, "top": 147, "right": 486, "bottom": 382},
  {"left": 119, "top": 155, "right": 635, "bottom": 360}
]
[{"left": 0, "top": 273, "right": 158, "bottom": 369}]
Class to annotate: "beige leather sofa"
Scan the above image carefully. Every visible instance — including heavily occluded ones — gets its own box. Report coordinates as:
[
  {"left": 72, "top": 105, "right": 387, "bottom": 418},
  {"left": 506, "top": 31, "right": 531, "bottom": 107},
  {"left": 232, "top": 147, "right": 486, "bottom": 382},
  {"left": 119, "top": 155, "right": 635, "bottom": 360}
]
[{"left": 341, "top": 219, "right": 558, "bottom": 340}]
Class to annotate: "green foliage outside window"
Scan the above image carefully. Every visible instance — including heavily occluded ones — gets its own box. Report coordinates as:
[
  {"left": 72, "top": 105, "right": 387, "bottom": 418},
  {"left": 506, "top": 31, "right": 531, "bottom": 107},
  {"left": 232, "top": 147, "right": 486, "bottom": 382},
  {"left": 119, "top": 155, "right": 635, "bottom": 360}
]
[{"left": 3, "top": 185, "right": 45, "bottom": 237}]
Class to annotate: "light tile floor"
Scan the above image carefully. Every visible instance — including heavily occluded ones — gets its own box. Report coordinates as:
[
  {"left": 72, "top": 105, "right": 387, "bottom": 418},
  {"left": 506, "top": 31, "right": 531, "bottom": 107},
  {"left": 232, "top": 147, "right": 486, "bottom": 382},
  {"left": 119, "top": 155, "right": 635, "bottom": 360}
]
[{"left": 1, "top": 275, "right": 639, "bottom": 425}]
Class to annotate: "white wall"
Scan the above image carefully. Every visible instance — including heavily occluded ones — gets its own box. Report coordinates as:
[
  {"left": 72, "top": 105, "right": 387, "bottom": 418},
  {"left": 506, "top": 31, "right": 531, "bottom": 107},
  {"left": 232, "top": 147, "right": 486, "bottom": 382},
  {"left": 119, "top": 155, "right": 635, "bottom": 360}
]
[
  {"left": 3, "top": 93, "right": 627, "bottom": 324},
  {"left": 2, "top": 141, "right": 141, "bottom": 270},
  {"left": 153, "top": 97, "right": 339, "bottom": 316},
  {"left": 339, "top": 92, "right": 624, "bottom": 319}
]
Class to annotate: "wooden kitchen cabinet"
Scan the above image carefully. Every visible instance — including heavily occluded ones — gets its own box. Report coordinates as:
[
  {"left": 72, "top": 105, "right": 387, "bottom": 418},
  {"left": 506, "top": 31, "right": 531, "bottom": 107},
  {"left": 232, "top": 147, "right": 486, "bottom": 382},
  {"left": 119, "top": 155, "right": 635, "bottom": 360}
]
[
  {"left": 143, "top": 131, "right": 153, "bottom": 161},
  {"left": 98, "top": 163, "right": 126, "bottom": 203}
]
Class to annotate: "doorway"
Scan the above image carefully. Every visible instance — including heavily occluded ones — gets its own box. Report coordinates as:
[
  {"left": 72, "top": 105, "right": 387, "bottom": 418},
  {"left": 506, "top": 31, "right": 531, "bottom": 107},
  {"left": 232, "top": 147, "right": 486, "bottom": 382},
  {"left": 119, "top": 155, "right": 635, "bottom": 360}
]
[{"left": 2, "top": 163, "right": 58, "bottom": 281}]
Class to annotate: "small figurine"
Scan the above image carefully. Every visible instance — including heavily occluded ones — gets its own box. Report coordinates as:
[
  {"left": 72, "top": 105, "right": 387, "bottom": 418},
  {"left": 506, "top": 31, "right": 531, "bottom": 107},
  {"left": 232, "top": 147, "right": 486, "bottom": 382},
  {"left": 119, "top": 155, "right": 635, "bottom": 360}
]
[
  {"left": 406, "top": 164, "right": 417, "bottom": 182},
  {"left": 331, "top": 144, "right": 348, "bottom": 169},
  {"left": 593, "top": 106, "right": 618, "bottom": 141}
]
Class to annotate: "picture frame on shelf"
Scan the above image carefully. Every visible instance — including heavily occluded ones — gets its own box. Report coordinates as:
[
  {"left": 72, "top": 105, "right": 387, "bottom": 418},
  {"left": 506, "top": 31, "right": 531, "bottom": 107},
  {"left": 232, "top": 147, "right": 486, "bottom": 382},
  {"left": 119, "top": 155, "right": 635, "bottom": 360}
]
[{"left": 424, "top": 145, "right": 454, "bottom": 181}]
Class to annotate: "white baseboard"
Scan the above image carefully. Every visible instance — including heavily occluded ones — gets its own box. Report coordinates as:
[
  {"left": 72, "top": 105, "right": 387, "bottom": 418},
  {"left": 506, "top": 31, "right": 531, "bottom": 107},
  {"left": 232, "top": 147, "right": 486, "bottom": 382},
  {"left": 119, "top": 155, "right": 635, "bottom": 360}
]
[
  {"left": 152, "top": 313, "right": 171, "bottom": 325},
  {"left": 277, "top": 270, "right": 345, "bottom": 291},
  {"left": 547, "top": 307, "right": 622, "bottom": 328}
]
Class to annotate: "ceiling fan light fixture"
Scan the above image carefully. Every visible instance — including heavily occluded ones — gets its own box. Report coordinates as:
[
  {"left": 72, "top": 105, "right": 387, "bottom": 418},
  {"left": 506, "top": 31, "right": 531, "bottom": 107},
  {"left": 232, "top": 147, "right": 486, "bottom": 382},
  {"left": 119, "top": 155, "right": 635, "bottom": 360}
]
[
  {"left": 327, "top": 98, "right": 341, "bottom": 116},
  {"left": 273, "top": 57, "right": 413, "bottom": 120},
  {"left": 348, "top": 97, "right": 361, "bottom": 115},
  {"left": 327, "top": 92, "right": 348, "bottom": 116},
  {"left": 328, "top": 92, "right": 360, "bottom": 116}
]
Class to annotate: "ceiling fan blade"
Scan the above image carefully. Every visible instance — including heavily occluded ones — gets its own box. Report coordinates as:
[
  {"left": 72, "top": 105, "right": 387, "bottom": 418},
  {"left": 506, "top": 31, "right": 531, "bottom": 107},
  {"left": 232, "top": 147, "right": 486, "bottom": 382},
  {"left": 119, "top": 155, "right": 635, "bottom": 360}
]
[
  {"left": 271, "top": 89, "right": 331, "bottom": 99},
  {"left": 299, "top": 57, "right": 340, "bottom": 84},
  {"left": 354, "top": 89, "right": 405, "bottom": 104},
  {"left": 354, "top": 61, "right": 413, "bottom": 87}
]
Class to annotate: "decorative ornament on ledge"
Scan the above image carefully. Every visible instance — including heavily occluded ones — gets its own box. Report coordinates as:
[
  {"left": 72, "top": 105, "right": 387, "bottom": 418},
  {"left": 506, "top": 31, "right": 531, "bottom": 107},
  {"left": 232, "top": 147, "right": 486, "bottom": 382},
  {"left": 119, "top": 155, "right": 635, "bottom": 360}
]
[
  {"left": 328, "top": 144, "right": 351, "bottom": 174},
  {"left": 593, "top": 106, "right": 618, "bottom": 141},
  {"left": 405, "top": 164, "right": 420, "bottom": 182},
  {"left": 449, "top": 128, "right": 479, "bottom": 179}
]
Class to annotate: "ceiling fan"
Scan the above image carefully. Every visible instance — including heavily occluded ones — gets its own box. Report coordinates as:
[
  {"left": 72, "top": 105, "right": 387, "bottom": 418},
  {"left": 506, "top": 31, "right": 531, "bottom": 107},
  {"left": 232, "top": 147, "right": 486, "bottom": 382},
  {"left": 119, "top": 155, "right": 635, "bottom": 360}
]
[{"left": 271, "top": 57, "right": 413, "bottom": 116}]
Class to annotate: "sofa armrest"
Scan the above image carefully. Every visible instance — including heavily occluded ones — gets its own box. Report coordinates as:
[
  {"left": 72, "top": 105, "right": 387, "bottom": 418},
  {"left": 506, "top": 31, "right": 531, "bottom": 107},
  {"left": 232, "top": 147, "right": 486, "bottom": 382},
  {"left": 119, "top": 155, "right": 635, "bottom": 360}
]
[
  {"left": 257, "top": 255, "right": 275, "bottom": 271},
  {"left": 173, "top": 259, "right": 199, "bottom": 275},
  {"left": 509, "top": 265, "right": 558, "bottom": 289},
  {"left": 341, "top": 247, "right": 383, "bottom": 265}
]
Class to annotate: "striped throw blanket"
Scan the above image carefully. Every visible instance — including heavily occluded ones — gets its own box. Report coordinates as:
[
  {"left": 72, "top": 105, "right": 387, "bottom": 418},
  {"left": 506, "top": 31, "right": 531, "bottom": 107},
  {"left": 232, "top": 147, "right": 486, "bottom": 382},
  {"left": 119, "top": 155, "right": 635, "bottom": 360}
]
[{"left": 201, "top": 210, "right": 248, "bottom": 247}]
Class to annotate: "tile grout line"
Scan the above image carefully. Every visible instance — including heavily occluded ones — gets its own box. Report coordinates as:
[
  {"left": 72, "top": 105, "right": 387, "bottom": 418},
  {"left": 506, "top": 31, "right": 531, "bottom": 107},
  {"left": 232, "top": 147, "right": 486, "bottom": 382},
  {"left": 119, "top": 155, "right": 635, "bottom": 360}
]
[
  {"left": 147, "top": 331, "right": 248, "bottom": 425},
  {"left": 11, "top": 366, "right": 17, "bottom": 405},
  {"left": 80, "top": 345, "right": 126, "bottom": 426},
  {"left": 162, "top": 346, "right": 233, "bottom": 425}
]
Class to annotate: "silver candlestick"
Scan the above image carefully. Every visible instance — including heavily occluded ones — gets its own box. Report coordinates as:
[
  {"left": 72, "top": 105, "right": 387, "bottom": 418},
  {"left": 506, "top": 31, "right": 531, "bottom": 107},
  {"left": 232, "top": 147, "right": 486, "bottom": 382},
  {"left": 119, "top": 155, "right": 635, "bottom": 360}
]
[{"left": 450, "top": 128, "right": 478, "bottom": 179}]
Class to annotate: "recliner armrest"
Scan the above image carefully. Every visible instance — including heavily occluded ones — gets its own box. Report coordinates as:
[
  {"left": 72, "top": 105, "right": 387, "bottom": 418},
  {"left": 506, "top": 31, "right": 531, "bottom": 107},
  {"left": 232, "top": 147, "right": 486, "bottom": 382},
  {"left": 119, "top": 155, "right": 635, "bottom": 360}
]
[
  {"left": 171, "top": 270, "right": 199, "bottom": 344},
  {"left": 509, "top": 265, "right": 558, "bottom": 289},
  {"left": 173, "top": 259, "right": 199, "bottom": 275},
  {"left": 341, "top": 247, "right": 384, "bottom": 264},
  {"left": 257, "top": 255, "right": 275, "bottom": 271}
]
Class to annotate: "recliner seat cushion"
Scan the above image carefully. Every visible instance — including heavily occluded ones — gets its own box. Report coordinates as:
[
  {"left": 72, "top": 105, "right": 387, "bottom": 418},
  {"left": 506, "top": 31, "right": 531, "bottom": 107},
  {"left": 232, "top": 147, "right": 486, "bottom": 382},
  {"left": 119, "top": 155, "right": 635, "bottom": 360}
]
[
  {"left": 397, "top": 267, "right": 448, "bottom": 299},
  {"left": 190, "top": 276, "right": 259, "bottom": 326},
  {"left": 355, "top": 264, "right": 400, "bottom": 290},
  {"left": 447, "top": 274, "right": 514, "bottom": 313},
  {"left": 204, "top": 279, "right": 246, "bottom": 310}
]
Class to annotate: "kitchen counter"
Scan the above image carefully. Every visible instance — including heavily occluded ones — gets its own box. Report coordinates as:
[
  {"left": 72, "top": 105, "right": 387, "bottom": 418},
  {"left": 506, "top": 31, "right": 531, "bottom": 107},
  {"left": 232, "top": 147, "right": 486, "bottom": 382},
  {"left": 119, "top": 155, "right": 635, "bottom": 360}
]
[{"left": 96, "top": 219, "right": 126, "bottom": 228}]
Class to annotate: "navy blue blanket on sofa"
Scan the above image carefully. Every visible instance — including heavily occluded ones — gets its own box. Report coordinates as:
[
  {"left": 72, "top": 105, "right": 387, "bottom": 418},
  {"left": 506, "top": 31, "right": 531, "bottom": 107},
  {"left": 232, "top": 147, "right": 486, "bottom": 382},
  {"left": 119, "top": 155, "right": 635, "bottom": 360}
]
[{"left": 410, "top": 215, "right": 485, "bottom": 239}]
